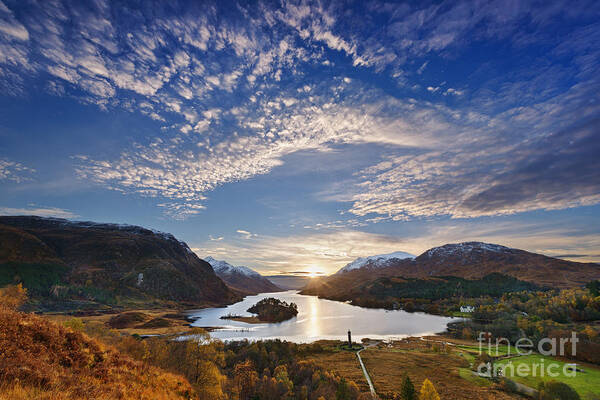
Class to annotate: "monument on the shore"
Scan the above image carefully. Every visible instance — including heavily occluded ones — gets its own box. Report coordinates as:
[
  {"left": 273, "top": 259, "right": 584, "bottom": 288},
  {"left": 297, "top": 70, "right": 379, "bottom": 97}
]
[{"left": 348, "top": 330, "right": 352, "bottom": 346}]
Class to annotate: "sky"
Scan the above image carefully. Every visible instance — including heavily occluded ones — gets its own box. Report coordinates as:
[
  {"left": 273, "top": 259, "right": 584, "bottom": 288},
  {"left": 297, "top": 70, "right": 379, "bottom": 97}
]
[{"left": 0, "top": 0, "right": 599, "bottom": 275}]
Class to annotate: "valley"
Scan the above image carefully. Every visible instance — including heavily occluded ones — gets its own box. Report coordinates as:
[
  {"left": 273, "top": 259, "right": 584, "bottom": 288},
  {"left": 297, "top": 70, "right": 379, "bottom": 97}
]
[{"left": 1, "top": 217, "right": 599, "bottom": 399}]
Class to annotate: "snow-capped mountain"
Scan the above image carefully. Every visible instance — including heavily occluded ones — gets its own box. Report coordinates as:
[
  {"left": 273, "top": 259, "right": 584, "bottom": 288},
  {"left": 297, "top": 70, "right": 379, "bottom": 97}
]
[
  {"left": 336, "top": 251, "right": 416, "bottom": 274},
  {"left": 204, "top": 256, "right": 282, "bottom": 294},
  {"left": 302, "top": 241, "right": 600, "bottom": 300},
  {"left": 420, "top": 242, "right": 512, "bottom": 260},
  {"left": 205, "top": 256, "right": 260, "bottom": 277},
  {"left": 416, "top": 242, "right": 518, "bottom": 267}
]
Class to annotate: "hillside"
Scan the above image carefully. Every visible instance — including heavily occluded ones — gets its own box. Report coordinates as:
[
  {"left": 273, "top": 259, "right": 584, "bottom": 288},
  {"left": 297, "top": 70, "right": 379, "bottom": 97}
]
[
  {"left": 0, "top": 306, "right": 194, "bottom": 399},
  {"left": 0, "top": 216, "right": 240, "bottom": 310},
  {"left": 204, "top": 256, "right": 282, "bottom": 294},
  {"left": 302, "top": 242, "right": 600, "bottom": 300}
]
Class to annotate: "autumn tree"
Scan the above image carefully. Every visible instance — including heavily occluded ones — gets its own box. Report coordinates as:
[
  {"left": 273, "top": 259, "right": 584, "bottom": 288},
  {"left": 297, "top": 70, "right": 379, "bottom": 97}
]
[
  {"left": 419, "top": 379, "right": 440, "bottom": 400},
  {"left": 234, "top": 360, "right": 258, "bottom": 400},
  {"left": 0, "top": 284, "right": 27, "bottom": 310},
  {"left": 274, "top": 364, "right": 294, "bottom": 398}
]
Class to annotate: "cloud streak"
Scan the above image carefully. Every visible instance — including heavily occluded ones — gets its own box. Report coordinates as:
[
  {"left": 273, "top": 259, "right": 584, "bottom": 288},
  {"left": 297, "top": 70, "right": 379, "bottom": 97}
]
[
  {"left": 195, "top": 216, "right": 600, "bottom": 275},
  {"left": 0, "top": 205, "right": 77, "bottom": 219}
]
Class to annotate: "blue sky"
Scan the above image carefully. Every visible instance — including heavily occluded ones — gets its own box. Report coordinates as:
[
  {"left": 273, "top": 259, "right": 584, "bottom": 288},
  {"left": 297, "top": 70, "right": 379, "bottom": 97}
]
[{"left": 1, "top": 0, "right": 599, "bottom": 275}]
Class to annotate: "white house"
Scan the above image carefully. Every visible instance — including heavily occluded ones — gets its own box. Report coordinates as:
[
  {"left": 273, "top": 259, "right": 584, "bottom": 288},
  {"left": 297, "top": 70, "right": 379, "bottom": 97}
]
[{"left": 460, "top": 306, "right": 475, "bottom": 313}]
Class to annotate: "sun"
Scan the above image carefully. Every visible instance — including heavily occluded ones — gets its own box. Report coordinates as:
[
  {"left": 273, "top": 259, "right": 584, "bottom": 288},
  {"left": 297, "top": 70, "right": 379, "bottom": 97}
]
[{"left": 305, "top": 264, "right": 323, "bottom": 278}]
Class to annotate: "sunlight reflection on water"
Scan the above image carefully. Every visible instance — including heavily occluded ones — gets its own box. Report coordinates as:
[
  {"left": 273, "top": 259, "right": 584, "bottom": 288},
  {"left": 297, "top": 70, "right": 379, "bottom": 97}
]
[{"left": 188, "top": 290, "right": 458, "bottom": 343}]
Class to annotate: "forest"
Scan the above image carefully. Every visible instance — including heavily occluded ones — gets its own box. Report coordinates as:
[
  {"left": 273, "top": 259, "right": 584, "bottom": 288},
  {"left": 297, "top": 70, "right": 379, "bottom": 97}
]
[{"left": 450, "top": 281, "right": 600, "bottom": 364}]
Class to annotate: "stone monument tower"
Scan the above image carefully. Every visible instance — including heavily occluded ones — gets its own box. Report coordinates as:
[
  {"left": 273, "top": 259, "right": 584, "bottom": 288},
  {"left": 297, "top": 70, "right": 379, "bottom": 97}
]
[{"left": 348, "top": 330, "right": 352, "bottom": 346}]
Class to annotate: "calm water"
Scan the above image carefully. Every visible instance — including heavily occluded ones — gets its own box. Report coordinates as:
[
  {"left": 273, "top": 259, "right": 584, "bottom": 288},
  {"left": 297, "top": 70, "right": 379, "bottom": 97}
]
[{"left": 189, "top": 291, "right": 457, "bottom": 343}]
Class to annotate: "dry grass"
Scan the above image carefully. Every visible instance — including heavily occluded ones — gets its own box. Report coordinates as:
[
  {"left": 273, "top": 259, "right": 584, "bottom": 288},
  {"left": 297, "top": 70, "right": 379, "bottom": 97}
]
[
  {"left": 0, "top": 306, "right": 194, "bottom": 399},
  {"left": 359, "top": 341, "right": 519, "bottom": 400},
  {"left": 304, "top": 349, "right": 371, "bottom": 392},
  {"left": 46, "top": 308, "right": 192, "bottom": 335}
]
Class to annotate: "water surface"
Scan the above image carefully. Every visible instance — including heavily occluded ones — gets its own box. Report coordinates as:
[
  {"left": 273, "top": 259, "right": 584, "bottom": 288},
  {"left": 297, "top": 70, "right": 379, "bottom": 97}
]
[{"left": 189, "top": 290, "right": 457, "bottom": 343}]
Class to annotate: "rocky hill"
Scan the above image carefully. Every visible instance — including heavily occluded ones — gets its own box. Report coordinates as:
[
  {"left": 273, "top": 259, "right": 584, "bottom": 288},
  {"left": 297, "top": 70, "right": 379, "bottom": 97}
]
[
  {"left": 302, "top": 242, "right": 600, "bottom": 299},
  {"left": 204, "top": 256, "right": 282, "bottom": 294},
  {"left": 0, "top": 216, "right": 240, "bottom": 310}
]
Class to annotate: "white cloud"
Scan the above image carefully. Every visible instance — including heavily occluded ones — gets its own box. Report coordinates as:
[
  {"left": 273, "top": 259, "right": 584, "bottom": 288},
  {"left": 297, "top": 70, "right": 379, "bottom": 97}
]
[
  {"left": 444, "top": 88, "right": 463, "bottom": 96},
  {"left": 196, "top": 218, "right": 600, "bottom": 275},
  {"left": 346, "top": 82, "right": 600, "bottom": 221},
  {"left": 236, "top": 229, "right": 256, "bottom": 239},
  {"left": 1, "top": 0, "right": 599, "bottom": 224},
  {"left": 196, "top": 229, "right": 410, "bottom": 274},
  {"left": 0, "top": 206, "right": 77, "bottom": 219},
  {"left": 76, "top": 87, "right": 465, "bottom": 217},
  {"left": 0, "top": 1, "right": 29, "bottom": 41},
  {"left": 0, "top": 158, "right": 34, "bottom": 182}
]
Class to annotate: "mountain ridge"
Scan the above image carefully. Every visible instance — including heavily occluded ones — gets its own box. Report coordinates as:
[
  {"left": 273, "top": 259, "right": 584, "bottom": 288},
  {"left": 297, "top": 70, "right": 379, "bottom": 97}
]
[
  {"left": 336, "top": 250, "right": 416, "bottom": 274},
  {"left": 302, "top": 241, "right": 600, "bottom": 299},
  {"left": 204, "top": 256, "right": 282, "bottom": 294},
  {"left": 0, "top": 215, "right": 240, "bottom": 310}
]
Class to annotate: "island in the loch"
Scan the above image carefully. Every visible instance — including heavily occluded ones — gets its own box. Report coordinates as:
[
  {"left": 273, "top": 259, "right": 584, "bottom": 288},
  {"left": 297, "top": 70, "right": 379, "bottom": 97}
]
[{"left": 221, "top": 297, "right": 298, "bottom": 323}]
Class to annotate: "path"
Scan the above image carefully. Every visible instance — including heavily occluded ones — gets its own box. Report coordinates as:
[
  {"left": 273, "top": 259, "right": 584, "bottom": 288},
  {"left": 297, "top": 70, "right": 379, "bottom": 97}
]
[{"left": 356, "top": 341, "right": 380, "bottom": 399}]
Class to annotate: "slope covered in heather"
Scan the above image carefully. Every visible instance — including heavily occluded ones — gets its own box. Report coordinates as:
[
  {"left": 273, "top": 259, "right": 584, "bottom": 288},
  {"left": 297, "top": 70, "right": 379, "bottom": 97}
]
[{"left": 0, "top": 306, "right": 194, "bottom": 399}]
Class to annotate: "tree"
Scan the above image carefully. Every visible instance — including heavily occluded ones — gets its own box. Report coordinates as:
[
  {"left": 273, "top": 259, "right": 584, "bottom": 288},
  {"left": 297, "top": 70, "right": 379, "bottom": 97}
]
[
  {"left": 336, "top": 377, "right": 355, "bottom": 400},
  {"left": 538, "top": 381, "right": 580, "bottom": 400},
  {"left": 274, "top": 364, "right": 294, "bottom": 397},
  {"left": 0, "top": 283, "right": 28, "bottom": 310},
  {"left": 234, "top": 360, "right": 258, "bottom": 400},
  {"left": 400, "top": 375, "right": 417, "bottom": 400},
  {"left": 63, "top": 317, "right": 85, "bottom": 331},
  {"left": 419, "top": 379, "right": 440, "bottom": 400},
  {"left": 586, "top": 280, "right": 600, "bottom": 296}
]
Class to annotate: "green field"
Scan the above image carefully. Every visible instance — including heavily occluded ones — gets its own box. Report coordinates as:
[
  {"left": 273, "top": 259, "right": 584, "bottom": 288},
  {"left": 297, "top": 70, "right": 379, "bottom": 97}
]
[
  {"left": 496, "top": 355, "right": 600, "bottom": 399},
  {"left": 458, "top": 368, "right": 492, "bottom": 387},
  {"left": 456, "top": 343, "right": 515, "bottom": 357}
]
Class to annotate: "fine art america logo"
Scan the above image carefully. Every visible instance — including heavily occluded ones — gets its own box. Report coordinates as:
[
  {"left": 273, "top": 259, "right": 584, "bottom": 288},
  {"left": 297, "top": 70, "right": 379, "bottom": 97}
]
[{"left": 476, "top": 332, "right": 580, "bottom": 378}]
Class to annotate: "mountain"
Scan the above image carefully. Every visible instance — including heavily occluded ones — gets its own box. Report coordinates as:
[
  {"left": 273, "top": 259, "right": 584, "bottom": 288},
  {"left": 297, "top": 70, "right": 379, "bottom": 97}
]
[
  {"left": 0, "top": 216, "right": 240, "bottom": 310},
  {"left": 336, "top": 251, "right": 415, "bottom": 274},
  {"left": 302, "top": 241, "right": 600, "bottom": 299},
  {"left": 413, "top": 242, "right": 600, "bottom": 287},
  {"left": 204, "top": 256, "right": 282, "bottom": 295}
]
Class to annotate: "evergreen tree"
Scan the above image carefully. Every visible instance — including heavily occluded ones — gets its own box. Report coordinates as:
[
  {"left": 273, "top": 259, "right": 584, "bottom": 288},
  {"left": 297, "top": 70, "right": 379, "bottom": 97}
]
[{"left": 400, "top": 375, "right": 417, "bottom": 400}]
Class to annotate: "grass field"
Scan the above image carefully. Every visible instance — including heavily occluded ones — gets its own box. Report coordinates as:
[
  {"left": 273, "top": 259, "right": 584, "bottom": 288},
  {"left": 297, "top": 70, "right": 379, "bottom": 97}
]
[
  {"left": 360, "top": 346, "right": 519, "bottom": 399},
  {"left": 496, "top": 355, "right": 600, "bottom": 399},
  {"left": 306, "top": 339, "right": 519, "bottom": 399},
  {"left": 304, "top": 348, "right": 371, "bottom": 392},
  {"left": 456, "top": 343, "right": 515, "bottom": 357},
  {"left": 459, "top": 367, "right": 493, "bottom": 387}
]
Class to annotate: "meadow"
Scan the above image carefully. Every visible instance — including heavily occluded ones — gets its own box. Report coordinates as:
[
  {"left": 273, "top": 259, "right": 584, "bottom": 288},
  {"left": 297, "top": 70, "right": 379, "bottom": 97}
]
[{"left": 496, "top": 354, "right": 600, "bottom": 399}]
